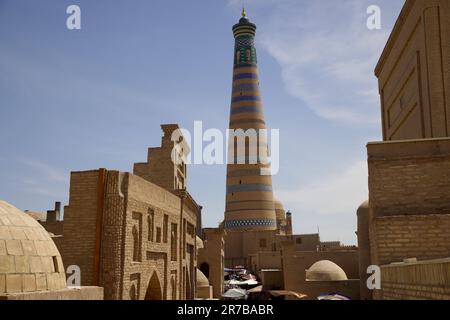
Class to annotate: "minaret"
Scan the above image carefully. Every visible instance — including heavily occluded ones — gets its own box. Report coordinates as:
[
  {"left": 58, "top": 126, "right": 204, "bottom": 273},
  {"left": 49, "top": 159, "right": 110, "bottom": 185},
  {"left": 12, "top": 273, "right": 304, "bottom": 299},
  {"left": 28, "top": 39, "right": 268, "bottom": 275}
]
[{"left": 224, "top": 10, "right": 277, "bottom": 233}]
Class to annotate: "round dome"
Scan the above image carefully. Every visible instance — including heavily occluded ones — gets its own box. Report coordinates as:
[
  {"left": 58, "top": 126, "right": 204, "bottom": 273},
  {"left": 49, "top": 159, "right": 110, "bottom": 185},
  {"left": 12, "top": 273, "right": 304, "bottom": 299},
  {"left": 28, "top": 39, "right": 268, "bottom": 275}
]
[
  {"left": 357, "top": 200, "right": 369, "bottom": 215},
  {"left": 196, "top": 269, "right": 209, "bottom": 288},
  {"left": 273, "top": 199, "right": 286, "bottom": 221},
  {"left": 306, "top": 260, "right": 348, "bottom": 281},
  {"left": 274, "top": 200, "right": 284, "bottom": 211},
  {"left": 0, "top": 200, "right": 67, "bottom": 294}
]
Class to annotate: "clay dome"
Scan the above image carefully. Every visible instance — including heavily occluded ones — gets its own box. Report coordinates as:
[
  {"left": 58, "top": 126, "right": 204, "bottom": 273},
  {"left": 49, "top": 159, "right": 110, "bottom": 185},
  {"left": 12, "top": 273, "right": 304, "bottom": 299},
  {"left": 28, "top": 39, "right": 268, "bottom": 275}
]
[
  {"left": 0, "top": 200, "right": 67, "bottom": 294},
  {"left": 273, "top": 199, "right": 286, "bottom": 221},
  {"left": 274, "top": 199, "right": 284, "bottom": 211},
  {"left": 196, "top": 269, "right": 210, "bottom": 288},
  {"left": 306, "top": 260, "right": 348, "bottom": 281},
  {"left": 357, "top": 200, "right": 369, "bottom": 216}
]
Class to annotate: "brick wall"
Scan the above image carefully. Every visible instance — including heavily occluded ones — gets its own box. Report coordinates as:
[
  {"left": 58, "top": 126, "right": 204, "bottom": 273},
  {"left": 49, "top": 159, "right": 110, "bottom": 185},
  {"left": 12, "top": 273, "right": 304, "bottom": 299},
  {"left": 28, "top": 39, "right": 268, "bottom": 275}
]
[
  {"left": 198, "top": 228, "right": 224, "bottom": 299},
  {"left": 375, "top": 0, "right": 450, "bottom": 141},
  {"left": 368, "top": 139, "right": 450, "bottom": 218},
  {"left": 59, "top": 170, "right": 101, "bottom": 286},
  {"left": 58, "top": 168, "right": 200, "bottom": 300},
  {"left": 368, "top": 138, "right": 450, "bottom": 267},
  {"left": 100, "top": 171, "right": 126, "bottom": 300},
  {"left": 39, "top": 221, "right": 63, "bottom": 236},
  {"left": 133, "top": 124, "right": 187, "bottom": 191},
  {"left": 379, "top": 258, "right": 450, "bottom": 300},
  {"left": 371, "top": 215, "right": 450, "bottom": 265}
]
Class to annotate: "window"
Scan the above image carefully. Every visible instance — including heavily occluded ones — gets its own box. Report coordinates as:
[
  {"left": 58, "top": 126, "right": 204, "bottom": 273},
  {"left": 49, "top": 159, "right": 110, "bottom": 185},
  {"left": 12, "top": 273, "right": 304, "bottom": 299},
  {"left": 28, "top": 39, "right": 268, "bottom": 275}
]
[
  {"left": 129, "top": 284, "right": 137, "bottom": 300},
  {"left": 187, "top": 222, "right": 195, "bottom": 238},
  {"left": 132, "top": 226, "right": 140, "bottom": 261},
  {"left": 52, "top": 256, "right": 59, "bottom": 272},
  {"left": 148, "top": 209, "right": 154, "bottom": 242},
  {"left": 259, "top": 238, "right": 267, "bottom": 248},
  {"left": 171, "top": 223, "right": 178, "bottom": 261},
  {"left": 163, "top": 214, "right": 169, "bottom": 243},
  {"left": 183, "top": 219, "right": 186, "bottom": 259},
  {"left": 156, "top": 227, "right": 162, "bottom": 243},
  {"left": 296, "top": 237, "right": 302, "bottom": 244}
]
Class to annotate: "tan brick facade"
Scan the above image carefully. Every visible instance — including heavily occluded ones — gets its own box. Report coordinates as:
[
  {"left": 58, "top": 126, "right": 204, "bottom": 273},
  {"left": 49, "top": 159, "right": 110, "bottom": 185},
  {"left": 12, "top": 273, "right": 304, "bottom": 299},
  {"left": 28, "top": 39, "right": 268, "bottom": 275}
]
[
  {"left": 360, "top": 0, "right": 450, "bottom": 300},
  {"left": 198, "top": 228, "right": 225, "bottom": 299},
  {"left": 371, "top": 215, "right": 450, "bottom": 266},
  {"left": 376, "top": 0, "right": 450, "bottom": 141},
  {"left": 367, "top": 138, "right": 450, "bottom": 267},
  {"left": 56, "top": 125, "right": 204, "bottom": 300},
  {"left": 379, "top": 258, "right": 450, "bottom": 300}
]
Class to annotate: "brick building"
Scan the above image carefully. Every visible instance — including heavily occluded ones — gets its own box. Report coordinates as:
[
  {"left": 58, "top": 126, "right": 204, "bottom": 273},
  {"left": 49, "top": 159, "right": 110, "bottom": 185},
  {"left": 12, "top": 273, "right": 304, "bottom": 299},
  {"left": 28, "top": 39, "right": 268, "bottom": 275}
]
[
  {"left": 51, "top": 124, "right": 219, "bottom": 300},
  {"left": 358, "top": 0, "right": 450, "bottom": 300}
]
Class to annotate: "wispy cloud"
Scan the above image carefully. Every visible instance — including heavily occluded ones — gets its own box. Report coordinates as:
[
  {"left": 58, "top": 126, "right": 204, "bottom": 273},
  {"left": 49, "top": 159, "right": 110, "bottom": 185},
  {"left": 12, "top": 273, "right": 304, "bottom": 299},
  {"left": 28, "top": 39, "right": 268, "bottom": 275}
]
[
  {"left": 18, "top": 158, "right": 67, "bottom": 183},
  {"left": 229, "top": 0, "right": 402, "bottom": 126},
  {"left": 277, "top": 160, "right": 368, "bottom": 216}
]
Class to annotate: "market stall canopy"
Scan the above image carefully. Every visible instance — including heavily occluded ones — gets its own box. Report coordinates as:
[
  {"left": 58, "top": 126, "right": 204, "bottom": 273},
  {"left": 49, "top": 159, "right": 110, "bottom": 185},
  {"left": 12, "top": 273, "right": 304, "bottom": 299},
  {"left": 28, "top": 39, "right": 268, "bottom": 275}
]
[
  {"left": 247, "top": 285, "right": 263, "bottom": 293},
  {"left": 222, "top": 288, "right": 247, "bottom": 299},
  {"left": 269, "top": 290, "right": 308, "bottom": 300},
  {"left": 317, "top": 293, "right": 351, "bottom": 300}
]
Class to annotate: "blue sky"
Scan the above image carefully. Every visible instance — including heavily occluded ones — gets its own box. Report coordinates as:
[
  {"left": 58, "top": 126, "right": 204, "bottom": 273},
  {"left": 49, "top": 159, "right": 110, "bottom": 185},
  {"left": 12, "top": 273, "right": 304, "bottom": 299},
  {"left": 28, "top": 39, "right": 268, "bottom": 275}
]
[{"left": 0, "top": 0, "right": 405, "bottom": 244}]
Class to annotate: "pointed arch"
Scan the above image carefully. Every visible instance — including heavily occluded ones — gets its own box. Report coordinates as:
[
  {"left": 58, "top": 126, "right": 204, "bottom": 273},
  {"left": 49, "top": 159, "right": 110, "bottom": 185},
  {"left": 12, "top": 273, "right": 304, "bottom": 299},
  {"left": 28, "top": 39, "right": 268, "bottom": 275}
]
[{"left": 145, "top": 272, "right": 162, "bottom": 300}]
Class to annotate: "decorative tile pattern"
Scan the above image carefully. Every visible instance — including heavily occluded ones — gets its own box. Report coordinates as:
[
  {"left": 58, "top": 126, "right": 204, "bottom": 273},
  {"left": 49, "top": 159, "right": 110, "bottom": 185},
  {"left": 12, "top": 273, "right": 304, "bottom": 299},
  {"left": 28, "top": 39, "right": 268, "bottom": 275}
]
[{"left": 224, "top": 218, "right": 277, "bottom": 229}]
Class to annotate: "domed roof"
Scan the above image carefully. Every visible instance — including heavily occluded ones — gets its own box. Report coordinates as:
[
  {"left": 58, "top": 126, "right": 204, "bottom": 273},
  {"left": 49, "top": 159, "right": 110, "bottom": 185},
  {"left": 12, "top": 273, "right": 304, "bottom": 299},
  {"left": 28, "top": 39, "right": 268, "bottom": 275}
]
[
  {"left": 357, "top": 200, "right": 369, "bottom": 215},
  {"left": 196, "top": 269, "right": 210, "bottom": 288},
  {"left": 274, "top": 199, "right": 284, "bottom": 211},
  {"left": 358, "top": 200, "right": 369, "bottom": 210},
  {"left": 273, "top": 199, "right": 286, "bottom": 221},
  {"left": 0, "top": 200, "right": 67, "bottom": 294},
  {"left": 306, "top": 260, "right": 348, "bottom": 281}
]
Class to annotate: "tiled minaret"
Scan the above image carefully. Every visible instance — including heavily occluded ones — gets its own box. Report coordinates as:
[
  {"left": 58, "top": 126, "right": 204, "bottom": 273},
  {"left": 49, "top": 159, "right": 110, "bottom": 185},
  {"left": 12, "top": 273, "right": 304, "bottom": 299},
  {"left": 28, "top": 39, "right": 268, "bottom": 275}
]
[{"left": 224, "top": 9, "right": 277, "bottom": 232}]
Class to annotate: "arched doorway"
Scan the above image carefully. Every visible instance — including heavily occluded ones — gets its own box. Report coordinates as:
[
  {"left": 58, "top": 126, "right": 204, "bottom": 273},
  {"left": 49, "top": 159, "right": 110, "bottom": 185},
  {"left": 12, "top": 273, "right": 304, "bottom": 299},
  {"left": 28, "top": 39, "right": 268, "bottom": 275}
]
[
  {"left": 145, "top": 272, "right": 162, "bottom": 300},
  {"left": 199, "top": 262, "right": 210, "bottom": 279}
]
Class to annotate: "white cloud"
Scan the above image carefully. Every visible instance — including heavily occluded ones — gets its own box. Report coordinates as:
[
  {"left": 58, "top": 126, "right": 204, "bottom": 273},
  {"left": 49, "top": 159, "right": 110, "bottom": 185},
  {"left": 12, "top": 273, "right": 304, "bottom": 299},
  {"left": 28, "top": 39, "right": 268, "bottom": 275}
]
[
  {"left": 277, "top": 160, "right": 368, "bottom": 216},
  {"left": 229, "top": 0, "right": 401, "bottom": 126}
]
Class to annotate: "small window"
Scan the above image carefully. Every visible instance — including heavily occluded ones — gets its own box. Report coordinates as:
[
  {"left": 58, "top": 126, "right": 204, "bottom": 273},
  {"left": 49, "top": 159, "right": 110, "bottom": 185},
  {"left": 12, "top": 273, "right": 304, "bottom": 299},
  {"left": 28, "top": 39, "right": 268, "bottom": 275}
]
[
  {"left": 156, "top": 227, "right": 162, "bottom": 243},
  {"left": 163, "top": 215, "right": 169, "bottom": 243},
  {"left": 132, "top": 226, "right": 140, "bottom": 261},
  {"left": 52, "top": 256, "right": 59, "bottom": 272},
  {"left": 148, "top": 209, "right": 154, "bottom": 242},
  {"left": 296, "top": 237, "right": 302, "bottom": 244}
]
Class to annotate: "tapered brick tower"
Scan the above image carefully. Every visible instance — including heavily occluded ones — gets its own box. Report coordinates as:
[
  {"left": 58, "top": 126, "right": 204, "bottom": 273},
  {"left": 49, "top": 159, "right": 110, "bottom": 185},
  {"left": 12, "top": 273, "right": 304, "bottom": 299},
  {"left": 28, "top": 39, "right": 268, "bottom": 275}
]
[{"left": 224, "top": 10, "right": 277, "bottom": 235}]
